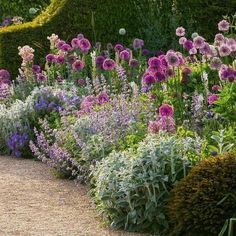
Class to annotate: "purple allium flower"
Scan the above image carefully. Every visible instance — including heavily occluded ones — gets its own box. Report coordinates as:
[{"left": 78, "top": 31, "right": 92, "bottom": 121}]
[
  {"left": 107, "top": 43, "right": 113, "bottom": 50},
  {"left": 219, "top": 44, "right": 231, "bottom": 57},
  {"left": 193, "top": 36, "right": 205, "bottom": 49},
  {"left": 142, "top": 49, "right": 150, "bottom": 56},
  {"left": 32, "top": 65, "right": 41, "bottom": 75},
  {"left": 129, "top": 59, "right": 139, "bottom": 68},
  {"left": 148, "top": 57, "right": 161, "bottom": 68},
  {"left": 60, "top": 43, "right": 72, "bottom": 52},
  {"left": 37, "top": 73, "right": 47, "bottom": 82},
  {"left": 165, "top": 67, "right": 175, "bottom": 78},
  {"left": 156, "top": 50, "right": 165, "bottom": 56},
  {"left": 96, "top": 56, "right": 105, "bottom": 67},
  {"left": 214, "top": 33, "right": 225, "bottom": 44},
  {"left": 71, "top": 38, "right": 80, "bottom": 48},
  {"left": 183, "top": 40, "right": 194, "bottom": 50},
  {"left": 166, "top": 51, "right": 179, "bottom": 67},
  {"left": 103, "top": 59, "right": 116, "bottom": 71},
  {"left": 218, "top": 20, "right": 230, "bottom": 32},
  {"left": 0, "top": 69, "right": 10, "bottom": 84},
  {"left": 142, "top": 73, "right": 156, "bottom": 85},
  {"left": 133, "top": 38, "right": 144, "bottom": 50},
  {"left": 199, "top": 42, "right": 212, "bottom": 55},
  {"left": 189, "top": 47, "right": 197, "bottom": 55},
  {"left": 212, "top": 85, "right": 221, "bottom": 92},
  {"left": 97, "top": 91, "right": 109, "bottom": 105},
  {"left": 120, "top": 50, "right": 130, "bottom": 61},
  {"left": 210, "top": 57, "right": 222, "bottom": 70},
  {"left": 176, "top": 27, "right": 185, "bottom": 37},
  {"left": 72, "top": 60, "right": 85, "bottom": 71},
  {"left": 181, "top": 67, "right": 192, "bottom": 84},
  {"left": 208, "top": 94, "right": 219, "bottom": 105},
  {"left": 101, "top": 50, "right": 110, "bottom": 58},
  {"left": 77, "top": 79, "right": 85, "bottom": 86},
  {"left": 46, "top": 54, "right": 55, "bottom": 63},
  {"left": 55, "top": 55, "right": 65, "bottom": 64},
  {"left": 159, "top": 104, "right": 174, "bottom": 117},
  {"left": 155, "top": 71, "right": 166, "bottom": 82},
  {"left": 159, "top": 55, "right": 168, "bottom": 68},
  {"left": 56, "top": 40, "right": 66, "bottom": 49},
  {"left": 114, "top": 44, "right": 124, "bottom": 52},
  {"left": 78, "top": 38, "right": 91, "bottom": 53},
  {"left": 77, "top": 33, "right": 84, "bottom": 40},
  {"left": 179, "top": 37, "right": 187, "bottom": 45}
]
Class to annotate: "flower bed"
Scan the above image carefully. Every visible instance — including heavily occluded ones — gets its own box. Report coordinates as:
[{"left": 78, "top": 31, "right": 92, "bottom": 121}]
[{"left": 0, "top": 16, "right": 235, "bottom": 235}]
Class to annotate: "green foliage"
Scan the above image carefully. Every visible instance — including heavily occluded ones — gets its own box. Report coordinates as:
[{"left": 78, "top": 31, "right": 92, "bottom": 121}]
[
  {"left": 214, "top": 82, "right": 236, "bottom": 122},
  {"left": 0, "top": 0, "right": 50, "bottom": 21},
  {"left": 167, "top": 152, "right": 236, "bottom": 236},
  {"left": 91, "top": 134, "right": 199, "bottom": 235}
]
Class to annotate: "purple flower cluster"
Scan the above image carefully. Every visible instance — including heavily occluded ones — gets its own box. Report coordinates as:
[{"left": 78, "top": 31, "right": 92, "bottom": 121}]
[
  {"left": 7, "top": 128, "right": 29, "bottom": 157},
  {"left": 148, "top": 104, "right": 175, "bottom": 134}
]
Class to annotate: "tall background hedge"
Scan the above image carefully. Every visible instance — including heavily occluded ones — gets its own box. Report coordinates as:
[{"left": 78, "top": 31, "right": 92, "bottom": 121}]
[
  {"left": 0, "top": 0, "right": 235, "bottom": 78},
  {"left": 0, "top": 0, "right": 50, "bottom": 21}
]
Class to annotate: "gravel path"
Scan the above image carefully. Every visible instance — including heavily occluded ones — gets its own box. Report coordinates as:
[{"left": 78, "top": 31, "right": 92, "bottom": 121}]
[{"left": 0, "top": 156, "right": 147, "bottom": 236}]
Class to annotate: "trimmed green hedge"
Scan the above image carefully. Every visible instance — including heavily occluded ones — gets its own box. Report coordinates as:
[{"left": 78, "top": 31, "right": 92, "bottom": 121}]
[
  {"left": 0, "top": 0, "right": 50, "bottom": 21},
  {"left": 0, "top": 0, "right": 235, "bottom": 78}
]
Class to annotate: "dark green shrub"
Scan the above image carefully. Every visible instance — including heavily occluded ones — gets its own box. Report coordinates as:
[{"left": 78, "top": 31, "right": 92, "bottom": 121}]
[
  {"left": 167, "top": 152, "right": 236, "bottom": 236},
  {"left": 0, "top": 0, "right": 50, "bottom": 21}
]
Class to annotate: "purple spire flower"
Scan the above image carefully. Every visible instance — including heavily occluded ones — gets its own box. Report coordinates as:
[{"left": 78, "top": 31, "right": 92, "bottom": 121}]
[
  {"left": 103, "top": 59, "right": 116, "bottom": 71},
  {"left": 0, "top": 69, "right": 10, "bottom": 84},
  {"left": 176, "top": 26, "right": 185, "bottom": 36}
]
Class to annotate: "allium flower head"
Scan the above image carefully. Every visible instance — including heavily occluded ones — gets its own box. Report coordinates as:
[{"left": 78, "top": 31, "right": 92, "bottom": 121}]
[
  {"left": 200, "top": 43, "right": 212, "bottom": 55},
  {"left": 179, "top": 37, "right": 187, "bottom": 45},
  {"left": 72, "top": 60, "right": 85, "bottom": 71},
  {"left": 219, "top": 44, "right": 231, "bottom": 57},
  {"left": 71, "top": 38, "right": 80, "bottom": 48},
  {"left": 193, "top": 36, "right": 205, "bottom": 49},
  {"left": 148, "top": 57, "right": 161, "bottom": 67},
  {"left": 46, "top": 54, "right": 55, "bottom": 63},
  {"left": 183, "top": 40, "right": 194, "bottom": 50},
  {"left": 55, "top": 55, "right": 65, "bottom": 64},
  {"left": 210, "top": 57, "right": 222, "bottom": 70},
  {"left": 214, "top": 33, "right": 225, "bottom": 44},
  {"left": 114, "top": 44, "right": 124, "bottom": 52},
  {"left": 218, "top": 20, "right": 230, "bottom": 32},
  {"left": 95, "top": 56, "right": 105, "bottom": 67},
  {"left": 208, "top": 94, "right": 219, "bottom": 105},
  {"left": 37, "top": 73, "right": 47, "bottom": 82},
  {"left": 103, "top": 59, "right": 116, "bottom": 71},
  {"left": 176, "top": 26, "right": 185, "bottom": 36},
  {"left": 133, "top": 38, "right": 144, "bottom": 50},
  {"left": 119, "top": 28, "right": 126, "bottom": 35},
  {"left": 191, "top": 32, "right": 199, "bottom": 39},
  {"left": 97, "top": 91, "right": 109, "bottom": 105},
  {"left": 159, "top": 104, "right": 174, "bottom": 117},
  {"left": 60, "top": 43, "right": 72, "bottom": 52},
  {"left": 142, "top": 73, "right": 156, "bottom": 85},
  {"left": 120, "top": 50, "right": 130, "bottom": 61},
  {"left": 32, "top": 65, "right": 41, "bottom": 75},
  {"left": 189, "top": 47, "right": 197, "bottom": 55},
  {"left": 166, "top": 51, "right": 179, "bottom": 67},
  {"left": 78, "top": 38, "right": 91, "bottom": 53},
  {"left": 212, "top": 85, "right": 221, "bottom": 92},
  {"left": 142, "top": 49, "right": 150, "bottom": 56},
  {"left": 129, "top": 59, "right": 139, "bottom": 68}
]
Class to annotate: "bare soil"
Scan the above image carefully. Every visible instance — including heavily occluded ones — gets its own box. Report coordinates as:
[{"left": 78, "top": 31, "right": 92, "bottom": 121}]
[{"left": 0, "top": 156, "right": 147, "bottom": 236}]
